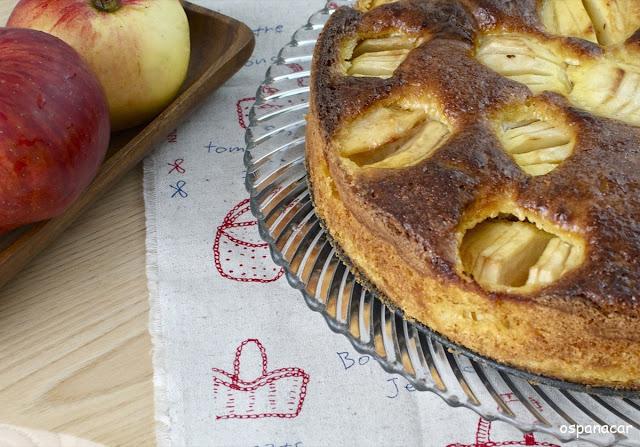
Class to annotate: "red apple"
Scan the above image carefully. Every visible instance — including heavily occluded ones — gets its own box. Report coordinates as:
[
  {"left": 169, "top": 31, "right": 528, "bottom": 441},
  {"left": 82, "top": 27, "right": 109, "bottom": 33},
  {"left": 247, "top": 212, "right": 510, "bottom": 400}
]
[
  {"left": 8, "top": 0, "right": 191, "bottom": 131},
  {"left": 0, "top": 28, "right": 110, "bottom": 234}
]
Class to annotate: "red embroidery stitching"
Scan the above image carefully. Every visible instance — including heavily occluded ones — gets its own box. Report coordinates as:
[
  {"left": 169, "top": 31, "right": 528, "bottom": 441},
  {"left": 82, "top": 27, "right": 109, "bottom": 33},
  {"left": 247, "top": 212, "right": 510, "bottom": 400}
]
[
  {"left": 447, "top": 394, "right": 560, "bottom": 447},
  {"left": 167, "top": 128, "right": 177, "bottom": 143},
  {"left": 212, "top": 339, "right": 310, "bottom": 420},
  {"left": 236, "top": 85, "right": 282, "bottom": 129},
  {"left": 213, "top": 199, "right": 284, "bottom": 283},
  {"left": 446, "top": 418, "right": 560, "bottom": 446},
  {"left": 286, "top": 63, "right": 308, "bottom": 87},
  {"left": 167, "top": 158, "right": 186, "bottom": 174},
  {"left": 236, "top": 97, "right": 255, "bottom": 130}
]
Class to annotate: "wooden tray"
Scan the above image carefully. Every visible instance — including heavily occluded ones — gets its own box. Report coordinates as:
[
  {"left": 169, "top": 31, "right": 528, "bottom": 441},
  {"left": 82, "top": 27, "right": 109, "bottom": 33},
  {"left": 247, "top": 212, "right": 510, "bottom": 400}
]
[{"left": 0, "top": 2, "right": 255, "bottom": 290}]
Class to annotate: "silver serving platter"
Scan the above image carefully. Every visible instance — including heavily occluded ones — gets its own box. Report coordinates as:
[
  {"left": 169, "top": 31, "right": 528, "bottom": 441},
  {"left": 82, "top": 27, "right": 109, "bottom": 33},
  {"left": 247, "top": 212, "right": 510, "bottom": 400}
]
[{"left": 243, "top": 2, "right": 640, "bottom": 445}]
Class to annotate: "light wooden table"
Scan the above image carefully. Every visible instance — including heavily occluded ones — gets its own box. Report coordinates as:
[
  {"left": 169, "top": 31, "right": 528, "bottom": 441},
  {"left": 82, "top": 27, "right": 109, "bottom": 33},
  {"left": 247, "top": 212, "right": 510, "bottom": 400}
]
[{"left": 0, "top": 3, "right": 155, "bottom": 446}]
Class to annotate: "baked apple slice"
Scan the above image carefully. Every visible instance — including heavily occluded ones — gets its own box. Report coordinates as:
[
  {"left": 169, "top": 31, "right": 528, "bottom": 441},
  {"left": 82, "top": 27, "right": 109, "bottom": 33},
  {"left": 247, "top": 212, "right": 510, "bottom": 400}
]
[
  {"left": 356, "top": 0, "right": 397, "bottom": 11},
  {"left": 581, "top": 0, "right": 640, "bottom": 46},
  {"left": 348, "top": 49, "right": 412, "bottom": 78},
  {"left": 569, "top": 58, "right": 640, "bottom": 126},
  {"left": 350, "top": 120, "right": 450, "bottom": 168},
  {"left": 497, "top": 118, "right": 574, "bottom": 176},
  {"left": 540, "top": 0, "right": 597, "bottom": 43},
  {"left": 345, "top": 35, "right": 423, "bottom": 78},
  {"left": 336, "top": 101, "right": 451, "bottom": 169},
  {"left": 462, "top": 221, "right": 553, "bottom": 288},
  {"left": 337, "top": 105, "right": 425, "bottom": 156},
  {"left": 527, "top": 237, "right": 582, "bottom": 285},
  {"left": 475, "top": 34, "right": 571, "bottom": 94},
  {"left": 461, "top": 217, "right": 585, "bottom": 290}
]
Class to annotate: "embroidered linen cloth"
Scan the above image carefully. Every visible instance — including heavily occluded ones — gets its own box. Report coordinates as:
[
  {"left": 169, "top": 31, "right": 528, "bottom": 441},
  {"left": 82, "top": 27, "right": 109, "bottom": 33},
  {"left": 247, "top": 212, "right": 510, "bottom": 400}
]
[{"left": 144, "top": 1, "right": 593, "bottom": 446}]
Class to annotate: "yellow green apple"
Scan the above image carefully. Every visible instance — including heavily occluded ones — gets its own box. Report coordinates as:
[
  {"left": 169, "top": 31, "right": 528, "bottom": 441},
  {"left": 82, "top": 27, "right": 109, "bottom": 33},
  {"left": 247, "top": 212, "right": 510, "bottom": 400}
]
[{"left": 9, "top": 0, "right": 191, "bottom": 131}]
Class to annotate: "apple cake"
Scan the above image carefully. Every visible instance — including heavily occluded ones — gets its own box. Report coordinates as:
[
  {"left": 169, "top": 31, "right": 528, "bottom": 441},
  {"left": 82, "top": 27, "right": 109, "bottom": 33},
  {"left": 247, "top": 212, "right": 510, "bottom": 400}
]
[{"left": 307, "top": 0, "right": 640, "bottom": 389}]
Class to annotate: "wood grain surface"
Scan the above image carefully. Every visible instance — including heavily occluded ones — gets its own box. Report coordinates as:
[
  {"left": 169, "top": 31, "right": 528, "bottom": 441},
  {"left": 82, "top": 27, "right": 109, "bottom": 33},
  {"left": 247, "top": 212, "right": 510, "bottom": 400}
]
[{"left": 0, "top": 2, "right": 155, "bottom": 446}]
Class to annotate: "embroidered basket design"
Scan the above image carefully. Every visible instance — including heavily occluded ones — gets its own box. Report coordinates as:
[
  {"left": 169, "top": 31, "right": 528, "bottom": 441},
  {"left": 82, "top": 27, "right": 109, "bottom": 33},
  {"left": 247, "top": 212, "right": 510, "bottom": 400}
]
[
  {"left": 236, "top": 86, "right": 281, "bottom": 129},
  {"left": 447, "top": 394, "right": 560, "bottom": 447},
  {"left": 214, "top": 199, "right": 284, "bottom": 283},
  {"left": 446, "top": 418, "right": 560, "bottom": 447},
  {"left": 212, "top": 339, "right": 310, "bottom": 420}
]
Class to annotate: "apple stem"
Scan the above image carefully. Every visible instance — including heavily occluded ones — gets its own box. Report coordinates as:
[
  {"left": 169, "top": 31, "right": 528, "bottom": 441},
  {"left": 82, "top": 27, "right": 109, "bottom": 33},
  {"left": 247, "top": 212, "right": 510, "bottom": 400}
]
[{"left": 93, "top": 0, "right": 122, "bottom": 12}]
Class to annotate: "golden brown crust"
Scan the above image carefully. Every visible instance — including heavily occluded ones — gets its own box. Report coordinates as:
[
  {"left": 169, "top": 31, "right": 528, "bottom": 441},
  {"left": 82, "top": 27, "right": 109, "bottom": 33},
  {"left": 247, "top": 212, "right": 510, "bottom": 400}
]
[
  {"left": 307, "top": 106, "right": 640, "bottom": 389},
  {"left": 308, "top": 0, "right": 640, "bottom": 388},
  {"left": 311, "top": 0, "right": 640, "bottom": 315}
]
